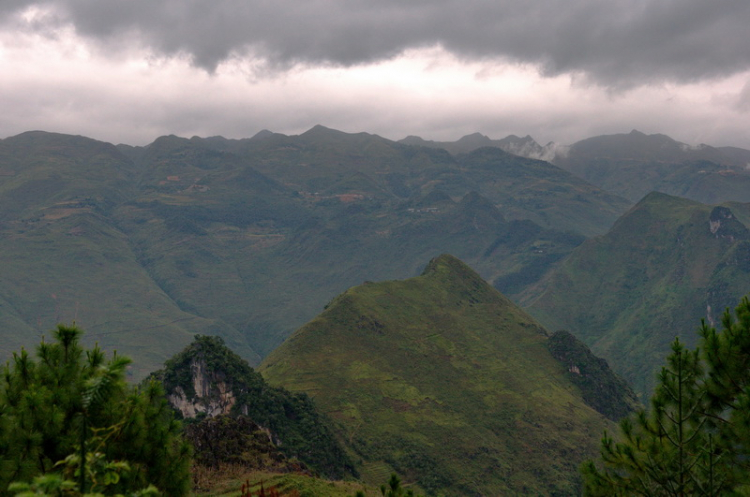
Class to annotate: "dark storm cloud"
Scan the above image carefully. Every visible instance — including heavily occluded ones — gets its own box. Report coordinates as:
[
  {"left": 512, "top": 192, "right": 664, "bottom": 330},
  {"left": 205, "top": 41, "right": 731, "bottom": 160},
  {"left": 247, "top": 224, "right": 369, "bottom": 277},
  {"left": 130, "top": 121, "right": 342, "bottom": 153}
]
[{"left": 4, "top": 0, "right": 750, "bottom": 85}]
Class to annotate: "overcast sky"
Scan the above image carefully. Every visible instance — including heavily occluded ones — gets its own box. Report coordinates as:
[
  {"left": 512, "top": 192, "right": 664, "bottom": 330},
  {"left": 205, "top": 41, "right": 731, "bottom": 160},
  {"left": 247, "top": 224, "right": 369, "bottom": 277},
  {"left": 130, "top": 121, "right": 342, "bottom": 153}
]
[{"left": 1, "top": 0, "right": 749, "bottom": 148}]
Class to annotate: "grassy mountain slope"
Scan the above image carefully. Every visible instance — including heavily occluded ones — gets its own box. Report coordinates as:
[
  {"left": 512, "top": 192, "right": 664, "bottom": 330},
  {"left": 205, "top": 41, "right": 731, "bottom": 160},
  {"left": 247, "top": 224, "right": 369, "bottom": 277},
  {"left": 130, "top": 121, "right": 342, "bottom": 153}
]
[
  {"left": 525, "top": 192, "right": 750, "bottom": 396},
  {"left": 556, "top": 130, "right": 750, "bottom": 204},
  {"left": 110, "top": 134, "right": 311, "bottom": 360},
  {"left": 0, "top": 131, "right": 136, "bottom": 219},
  {"left": 547, "top": 330, "right": 639, "bottom": 421},
  {"left": 261, "top": 255, "right": 623, "bottom": 496}
]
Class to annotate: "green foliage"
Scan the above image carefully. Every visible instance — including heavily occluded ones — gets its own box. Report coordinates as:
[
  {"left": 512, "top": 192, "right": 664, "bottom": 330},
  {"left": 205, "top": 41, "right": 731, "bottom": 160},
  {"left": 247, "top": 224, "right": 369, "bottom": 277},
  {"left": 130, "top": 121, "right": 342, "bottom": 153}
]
[
  {"left": 582, "top": 298, "right": 750, "bottom": 495},
  {"left": 378, "top": 474, "right": 421, "bottom": 497},
  {"left": 10, "top": 468, "right": 160, "bottom": 497},
  {"left": 10, "top": 434, "right": 162, "bottom": 497},
  {"left": 185, "top": 415, "right": 293, "bottom": 471},
  {"left": 8, "top": 473, "right": 77, "bottom": 496},
  {"left": 0, "top": 325, "right": 191, "bottom": 495}
]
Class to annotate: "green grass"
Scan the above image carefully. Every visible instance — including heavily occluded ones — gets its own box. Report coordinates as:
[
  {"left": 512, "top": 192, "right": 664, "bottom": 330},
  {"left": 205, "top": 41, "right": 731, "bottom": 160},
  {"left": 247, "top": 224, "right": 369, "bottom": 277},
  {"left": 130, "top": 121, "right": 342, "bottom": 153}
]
[{"left": 193, "top": 468, "right": 377, "bottom": 497}]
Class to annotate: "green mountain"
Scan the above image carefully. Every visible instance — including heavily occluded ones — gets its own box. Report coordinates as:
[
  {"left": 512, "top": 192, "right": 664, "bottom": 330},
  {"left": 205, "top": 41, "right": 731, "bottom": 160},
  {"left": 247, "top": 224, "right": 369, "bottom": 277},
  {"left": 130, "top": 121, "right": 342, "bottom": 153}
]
[
  {"left": 153, "top": 335, "right": 356, "bottom": 479},
  {"left": 0, "top": 127, "right": 629, "bottom": 376},
  {"left": 260, "top": 255, "right": 633, "bottom": 496},
  {"left": 525, "top": 191, "right": 750, "bottom": 396},
  {"left": 555, "top": 130, "right": 750, "bottom": 204}
]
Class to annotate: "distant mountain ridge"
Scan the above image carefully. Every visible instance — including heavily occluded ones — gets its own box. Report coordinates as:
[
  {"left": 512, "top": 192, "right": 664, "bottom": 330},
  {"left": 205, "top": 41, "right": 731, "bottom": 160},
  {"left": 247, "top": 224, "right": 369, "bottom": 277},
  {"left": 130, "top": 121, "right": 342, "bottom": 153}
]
[
  {"left": 399, "top": 129, "right": 750, "bottom": 206},
  {"left": 397, "top": 129, "right": 750, "bottom": 168},
  {"left": 399, "top": 132, "right": 560, "bottom": 161},
  {"left": 554, "top": 129, "right": 750, "bottom": 203},
  {"left": 558, "top": 129, "right": 748, "bottom": 165},
  {"left": 261, "top": 254, "right": 635, "bottom": 495}
]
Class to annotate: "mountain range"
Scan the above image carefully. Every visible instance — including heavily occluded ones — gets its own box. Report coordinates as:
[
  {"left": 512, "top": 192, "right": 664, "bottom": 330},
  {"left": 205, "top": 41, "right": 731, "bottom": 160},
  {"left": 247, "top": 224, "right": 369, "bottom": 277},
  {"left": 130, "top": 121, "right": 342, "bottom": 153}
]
[
  {"left": 0, "top": 126, "right": 629, "bottom": 376},
  {"left": 405, "top": 128, "right": 750, "bottom": 205},
  {"left": 1, "top": 125, "right": 749, "bottom": 394},
  {"left": 399, "top": 132, "right": 559, "bottom": 162}
]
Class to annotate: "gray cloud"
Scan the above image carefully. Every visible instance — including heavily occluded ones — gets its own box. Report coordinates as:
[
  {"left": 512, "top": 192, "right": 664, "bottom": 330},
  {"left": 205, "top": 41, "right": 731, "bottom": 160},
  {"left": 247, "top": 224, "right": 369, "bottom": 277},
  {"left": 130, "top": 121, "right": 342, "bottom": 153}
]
[
  {"left": 3, "top": 0, "right": 749, "bottom": 86},
  {"left": 738, "top": 80, "right": 750, "bottom": 111}
]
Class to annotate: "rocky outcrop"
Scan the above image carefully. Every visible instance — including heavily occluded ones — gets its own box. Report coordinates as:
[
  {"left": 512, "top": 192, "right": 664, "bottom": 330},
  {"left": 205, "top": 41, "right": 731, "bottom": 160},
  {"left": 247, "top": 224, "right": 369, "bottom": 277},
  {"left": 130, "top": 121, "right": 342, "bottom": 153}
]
[{"left": 167, "top": 357, "right": 237, "bottom": 418}]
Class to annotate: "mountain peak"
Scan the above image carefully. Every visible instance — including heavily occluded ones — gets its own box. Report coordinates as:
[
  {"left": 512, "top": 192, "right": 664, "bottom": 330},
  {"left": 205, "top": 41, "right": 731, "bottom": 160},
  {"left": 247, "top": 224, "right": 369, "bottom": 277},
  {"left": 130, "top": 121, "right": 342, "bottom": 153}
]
[
  {"left": 400, "top": 135, "right": 427, "bottom": 145},
  {"left": 458, "top": 131, "right": 489, "bottom": 139},
  {"left": 456, "top": 132, "right": 491, "bottom": 146},
  {"left": 420, "top": 253, "right": 470, "bottom": 276},
  {"left": 299, "top": 125, "right": 381, "bottom": 145},
  {"left": 300, "top": 124, "right": 337, "bottom": 136},
  {"left": 638, "top": 190, "right": 684, "bottom": 204},
  {"left": 419, "top": 253, "right": 505, "bottom": 303},
  {"left": 251, "top": 129, "right": 274, "bottom": 140},
  {"left": 630, "top": 191, "right": 702, "bottom": 214}
]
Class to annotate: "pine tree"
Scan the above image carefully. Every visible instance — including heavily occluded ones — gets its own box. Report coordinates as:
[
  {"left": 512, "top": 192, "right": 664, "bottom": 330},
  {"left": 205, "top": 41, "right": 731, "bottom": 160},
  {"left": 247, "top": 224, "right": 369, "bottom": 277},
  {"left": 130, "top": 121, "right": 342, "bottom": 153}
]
[
  {"left": 582, "top": 339, "right": 718, "bottom": 496},
  {"left": 699, "top": 297, "right": 750, "bottom": 489},
  {"left": 582, "top": 299, "right": 750, "bottom": 495},
  {"left": 0, "top": 324, "right": 191, "bottom": 495}
]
